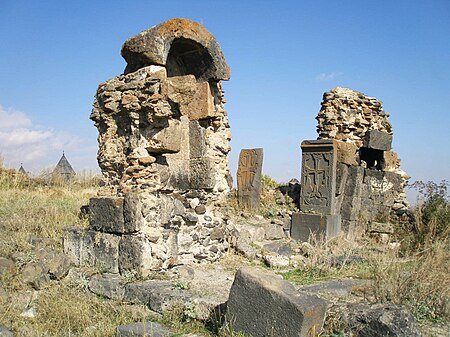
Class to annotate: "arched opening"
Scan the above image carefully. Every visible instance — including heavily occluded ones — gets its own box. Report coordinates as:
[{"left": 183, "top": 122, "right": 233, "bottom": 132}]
[{"left": 166, "top": 37, "right": 213, "bottom": 81}]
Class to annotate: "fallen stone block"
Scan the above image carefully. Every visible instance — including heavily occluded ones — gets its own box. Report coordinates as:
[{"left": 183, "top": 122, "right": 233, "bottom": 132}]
[
  {"left": 326, "top": 303, "right": 422, "bottom": 337},
  {"left": 124, "top": 280, "right": 192, "bottom": 313},
  {"left": 116, "top": 321, "right": 171, "bottom": 337},
  {"left": 226, "top": 267, "right": 327, "bottom": 337},
  {"left": 88, "top": 273, "right": 125, "bottom": 300}
]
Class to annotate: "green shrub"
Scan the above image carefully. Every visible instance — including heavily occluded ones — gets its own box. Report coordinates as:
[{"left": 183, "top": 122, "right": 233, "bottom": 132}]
[{"left": 404, "top": 180, "right": 449, "bottom": 249}]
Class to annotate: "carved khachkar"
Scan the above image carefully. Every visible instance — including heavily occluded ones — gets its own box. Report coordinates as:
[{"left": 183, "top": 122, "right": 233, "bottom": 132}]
[
  {"left": 292, "top": 140, "right": 340, "bottom": 241},
  {"left": 300, "top": 140, "right": 337, "bottom": 214},
  {"left": 237, "top": 148, "right": 263, "bottom": 209}
]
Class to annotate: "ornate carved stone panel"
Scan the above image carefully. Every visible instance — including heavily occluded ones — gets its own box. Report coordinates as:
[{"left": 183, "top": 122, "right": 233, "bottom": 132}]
[
  {"left": 300, "top": 140, "right": 337, "bottom": 214},
  {"left": 237, "top": 148, "right": 263, "bottom": 209}
]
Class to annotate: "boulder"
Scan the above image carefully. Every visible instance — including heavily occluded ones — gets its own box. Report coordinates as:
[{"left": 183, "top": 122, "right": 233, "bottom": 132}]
[{"left": 226, "top": 267, "right": 327, "bottom": 337}]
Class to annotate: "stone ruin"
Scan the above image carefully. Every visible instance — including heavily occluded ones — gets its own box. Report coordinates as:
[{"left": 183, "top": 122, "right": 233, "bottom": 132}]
[
  {"left": 64, "top": 18, "right": 411, "bottom": 279},
  {"left": 292, "top": 87, "right": 410, "bottom": 240},
  {"left": 64, "top": 18, "right": 233, "bottom": 276}
]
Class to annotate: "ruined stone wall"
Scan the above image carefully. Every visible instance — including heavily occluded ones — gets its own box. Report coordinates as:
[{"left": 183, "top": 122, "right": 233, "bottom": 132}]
[
  {"left": 316, "top": 87, "right": 392, "bottom": 147},
  {"left": 65, "top": 19, "right": 233, "bottom": 276},
  {"left": 316, "top": 87, "right": 409, "bottom": 232}
]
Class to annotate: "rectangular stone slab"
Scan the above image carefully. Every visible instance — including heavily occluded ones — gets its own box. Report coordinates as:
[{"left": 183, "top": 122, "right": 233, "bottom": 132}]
[
  {"left": 237, "top": 148, "right": 263, "bottom": 209},
  {"left": 363, "top": 129, "right": 392, "bottom": 151},
  {"left": 291, "top": 212, "right": 341, "bottom": 242},
  {"left": 89, "top": 197, "right": 125, "bottom": 234},
  {"left": 300, "top": 140, "right": 337, "bottom": 214},
  {"left": 226, "top": 266, "right": 327, "bottom": 337}
]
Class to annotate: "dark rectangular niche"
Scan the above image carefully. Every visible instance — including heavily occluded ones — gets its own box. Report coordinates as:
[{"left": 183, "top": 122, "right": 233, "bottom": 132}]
[{"left": 359, "top": 147, "right": 384, "bottom": 170}]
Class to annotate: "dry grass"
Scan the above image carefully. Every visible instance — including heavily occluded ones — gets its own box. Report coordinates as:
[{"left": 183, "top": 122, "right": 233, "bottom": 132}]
[{"left": 0, "top": 174, "right": 95, "bottom": 258}]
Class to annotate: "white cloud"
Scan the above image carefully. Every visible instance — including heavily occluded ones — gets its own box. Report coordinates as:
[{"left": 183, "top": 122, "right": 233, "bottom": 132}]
[
  {"left": 315, "top": 72, "right": 342, "bottom": 81},
  {"left": 0, "top": 104, "right": 95, "bottom": 172},
  {"left": 0, "top": 105, "right": 32, "bottom": 129}
]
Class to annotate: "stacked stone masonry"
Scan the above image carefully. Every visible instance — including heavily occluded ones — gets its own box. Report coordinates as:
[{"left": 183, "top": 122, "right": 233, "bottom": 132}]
[
  {"left": 316, "top": 87, "right": 410, "bottom": 232},
  {"left": 64, "top": 18, "right": 234, "bottom": 275}
]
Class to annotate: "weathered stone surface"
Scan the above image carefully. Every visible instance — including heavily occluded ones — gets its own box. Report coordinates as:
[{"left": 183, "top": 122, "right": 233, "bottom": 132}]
[
  {"left": 262, "top": 241, "right": 294, "bottom": 257},
  {"left": 123, "top": 193, "right": 144, "bottom": 233},
  {"left": 263, "top": 223, "right": 285, "bottom": 240},
  {"left": 78, "top": 18, "right": 233, "bottom": 273},
  {"left": 237, "top": 148, "right": 263, "bottom": 209},
  {"left": 368, "top": 221, "right": 394, "bottom": 234},
  {"left": 314, "top": 87, "right": 408, "bottom": 233},
  {"left": 89, "top": 273, "right": 125, "bottom": 300},
  {"left": 117, "top": 321, "right": 171, "bottom": 337},
  {"left": 299, "top": 279, "right": 368, "bottom": 298},
  {"left": 121, "top": 18, "right": 230, "bottom": 81},
  {"left": 226, "top": 267, "right": 327, "bottom": 337},
  {"left": 0, "top": 326, "right": 14, "bottom": 337},
  {"left": 291, "top": 213, "right": 341, "bottom": 242},
  {"left": 364, "top": 129, "right": 393, "bottom": 151},
  {"left": 262, "top": 254, "right": 290, "bottom": 268},
  {"left": 383, "top": 150, "right": 400, "bottom": 172},
  {"left": 21, "top": 262, "right": 49, "bottom": 290},
  {"left": 63, "top": 228, "right": 120, "bottom": 273},
  {"left": 124, "top": 280, "right": 192, "bottom": 313},
  {"left": 47, "top": 254, "right": 73, "bottom": 280},
  {"left": 235, "top": 237, "right": 257, "bottom": 260},
  {"left": 89, "top": 197, "right": 125, "bottom": 234},
  {"left": 336, "top": 140, "right": 358, "bottom": 166},
  {"left": 327, "top": 303, "right": 422, "bottom": 337},
  {"left": 119, "top": 234, "right": 156, "bottom": 277},
  {"left": 0, "top": 258, "right": 15, "bottom": 276},
  {"left": 300, "top": 140, "right": 337, "bottom": 215}
]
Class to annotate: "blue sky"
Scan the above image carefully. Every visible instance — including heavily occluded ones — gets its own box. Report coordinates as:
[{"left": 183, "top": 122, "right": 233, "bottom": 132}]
[{"left": 0, "top": 1, "right": 449, "bottom": 195}]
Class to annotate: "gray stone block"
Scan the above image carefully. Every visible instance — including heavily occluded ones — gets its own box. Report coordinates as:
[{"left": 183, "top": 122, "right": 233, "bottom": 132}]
[
  {"left": 226, "top": 267, "right": 327, "bottom": 337},
  {"left": 83, "top": 230, "right": 120, "bottom": 273},
  {"left": 364, "top": 129, "right": 392, "bottom": 151},
  {"left": 328, "top": 303, "right": 421, "bottom": 337},
  {"left": 123, "top": 193, "right": 144, "bottom": 233},
  {"left": 89, "top": 197, "right": 125, "bottom": 234},
  {"left": 88, "top": 273, "right": 125, "bottom": 300},
  {"left": 190, "top": 158, "right": 215, "bottom": 190},
  {"left": 119, "top": 234, "right": 154, "bottom": 277},
  {"left": 63, "top": 227, "right": 84, "bottom": 266},
  {"left": 291, "top": 213, "right": 341, "bottom": 242},
  {"left": 117, "top": 321, "right": 171, "bottom": 337},
  {"left": 64, "top": 229, "right": 120, "bottom": 273},
  {"left": 124, "top": 280, "right": 192, "bottom": 313}
]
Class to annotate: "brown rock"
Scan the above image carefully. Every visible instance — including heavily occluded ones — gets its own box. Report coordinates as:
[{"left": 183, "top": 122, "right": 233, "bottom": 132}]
[{"left": 336, "top": 140, "right": 358, "bottom": 166}]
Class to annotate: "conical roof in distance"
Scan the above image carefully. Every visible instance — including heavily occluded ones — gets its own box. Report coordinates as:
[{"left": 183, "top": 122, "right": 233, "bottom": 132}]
[
  {"left": 18, "top": 164, "right": 28, "bottom": 177},
  {"left": 53, "top": 153, "right": 76, "bottom": 180}
]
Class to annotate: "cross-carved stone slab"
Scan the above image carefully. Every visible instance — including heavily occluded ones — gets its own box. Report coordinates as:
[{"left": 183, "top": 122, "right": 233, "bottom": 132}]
[
  {"left": 237, "top": 148, "right": 263, "bottom": 209},
  {"left": 300, "top": 140, "right": 337, "bottom": 214}
]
